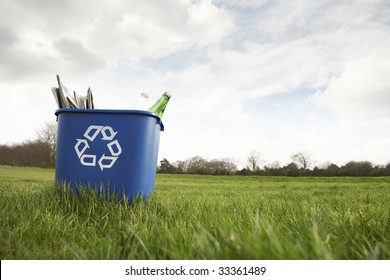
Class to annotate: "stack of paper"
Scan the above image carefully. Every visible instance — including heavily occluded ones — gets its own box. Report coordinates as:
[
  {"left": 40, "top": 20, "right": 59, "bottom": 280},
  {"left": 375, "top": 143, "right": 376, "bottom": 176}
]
[{"left": 52, "top": 75, "right": 95, "bottom": 109}]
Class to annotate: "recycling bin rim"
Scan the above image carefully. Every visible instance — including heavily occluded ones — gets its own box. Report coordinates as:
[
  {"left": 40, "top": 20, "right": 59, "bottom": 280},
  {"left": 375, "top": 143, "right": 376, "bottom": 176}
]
[{"left": 55, "top": 108, "right": 164, "bottom": 131}]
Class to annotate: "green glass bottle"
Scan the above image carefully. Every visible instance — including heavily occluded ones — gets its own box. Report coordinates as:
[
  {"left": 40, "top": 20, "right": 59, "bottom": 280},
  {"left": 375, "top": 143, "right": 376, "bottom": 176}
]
[{"left": 147, "top": 92, "right": 171, "bottom": 118}]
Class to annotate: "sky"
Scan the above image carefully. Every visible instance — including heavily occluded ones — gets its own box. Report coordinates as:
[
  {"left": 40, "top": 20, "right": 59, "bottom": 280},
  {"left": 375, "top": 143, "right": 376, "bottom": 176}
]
[{"left": 1, "top": 0, "right": 390, "bottom": 169}]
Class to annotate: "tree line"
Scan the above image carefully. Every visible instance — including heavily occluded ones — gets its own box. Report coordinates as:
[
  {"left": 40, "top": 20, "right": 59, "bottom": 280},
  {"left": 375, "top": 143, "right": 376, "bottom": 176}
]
[
  {"left": 158, "top": 153, "right": 390, "bottom": 177},
  {"left": 0, "top": 123, "right": 389, "bottom": 176},
  {"left": 0, "top": 123, "right": 56, "bottom": 168}
]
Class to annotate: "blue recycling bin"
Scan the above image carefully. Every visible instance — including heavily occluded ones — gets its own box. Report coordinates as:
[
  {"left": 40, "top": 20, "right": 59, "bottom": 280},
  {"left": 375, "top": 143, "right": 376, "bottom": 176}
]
[{"left": 55, "top": 109, "right": 164, "bottom": 201}]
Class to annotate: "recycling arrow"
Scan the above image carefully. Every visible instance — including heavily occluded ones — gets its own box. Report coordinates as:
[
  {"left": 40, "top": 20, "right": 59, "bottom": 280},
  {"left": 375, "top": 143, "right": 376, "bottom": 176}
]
[
  {"left": 81, "top": 154, "right": 96, "bottom": 166},
  {"left": 84, "top": 125, "right": 104, "bottom": 141},
  {"left": 98, "top": 154, "right": 118, "bottom": 171},
  {"left": 107, "top": 140, "right": 122, "bottom": 156},
  {"left": 101, "top": 126, "right": 117, "bottom": 140},
  {"left": 74, "top": 139, "right": 89, "bottom": 158}
]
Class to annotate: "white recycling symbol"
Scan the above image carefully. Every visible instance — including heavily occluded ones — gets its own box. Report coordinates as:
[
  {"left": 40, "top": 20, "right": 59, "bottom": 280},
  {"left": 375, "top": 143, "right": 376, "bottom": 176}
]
[{"left": 74, "top": 125, "right": 122, "bottom": 171}]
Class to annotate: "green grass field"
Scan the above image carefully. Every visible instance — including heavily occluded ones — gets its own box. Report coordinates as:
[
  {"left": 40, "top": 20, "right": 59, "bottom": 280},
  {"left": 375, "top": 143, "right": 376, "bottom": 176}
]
[{"left": 0, "top": 165, "right": 389, "bottom": 259}]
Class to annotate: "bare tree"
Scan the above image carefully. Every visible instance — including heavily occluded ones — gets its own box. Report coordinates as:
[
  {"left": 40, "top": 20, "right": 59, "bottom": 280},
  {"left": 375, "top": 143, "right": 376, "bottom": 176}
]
[
  {"left": 187, "top": 156, "right": 208, "bottom": 174},
  {"left": 207, "top": 158, "right": 238, "bottom": 175},
  {"left": 290, "top": 151, "right": 313, "bottom": 170},
  {"left": 247, "top": 150, "right": 262, "bottom": 174},
  {"left": 173, "top": 160, "right": 188, "bottom": 173},
  {"left": 221, "top": 157, "right": 238, "bottom": 175},
  {"left": 37, "top": 121, "right": 57, "bottom": 147},
  {"left": 266, "top": 161, "right": 281, "bottom": 169},
  {"left": 36, "top": 121, "right": 57, "bottom": 166}
]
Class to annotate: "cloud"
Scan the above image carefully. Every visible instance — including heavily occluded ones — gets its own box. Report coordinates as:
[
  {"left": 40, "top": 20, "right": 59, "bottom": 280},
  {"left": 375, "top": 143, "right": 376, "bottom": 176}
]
[
  {"left": 310, "top": 52, "right": 390, "bottom": 123},
  {"left": 187, "top": 0, "right": 234, "bottom": 45},
  {"left": 0, "top": 24, "right": 18, "bottom": 49},
  {"left": 0, "top": 2, "right": 102, "bottom": 80},
  {"left": 53, "top": 37, "right": 105, "bottom": 73},
  {"left": 0, "top": 35, "right": 102, "bottom": 81},
  {"left": 0, "top": 0, "right": 234, "bottom": 81},
  {"left": 85, "top": 0, "right": 234, "bottom": 61},
  {"left": 168, "top": 0, "right": 390, "bottom": 123},
  {"left": 0, "top": 25, "right": 55, "bottom": 80}
]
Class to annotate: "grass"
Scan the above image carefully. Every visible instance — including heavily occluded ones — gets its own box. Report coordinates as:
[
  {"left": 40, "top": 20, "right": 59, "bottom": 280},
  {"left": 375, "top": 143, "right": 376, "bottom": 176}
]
[{"left": 0, "top": 165, "right": 389, "bottom": 259}]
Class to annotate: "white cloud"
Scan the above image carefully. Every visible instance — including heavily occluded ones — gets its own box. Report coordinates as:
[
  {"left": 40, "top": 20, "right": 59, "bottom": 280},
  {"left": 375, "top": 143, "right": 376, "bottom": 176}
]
[
  {"left": 53, "top": 37, "right": 105, "bottom": 72},
  {"left": 77, "top": 0, "right": 234, "bottom": 62},
  {"left": 311, "top": 52, "right": 390, "bottom": 123},
  {"left": 187, "top": 0, "right": 234, "bottom": 45},
  {"left": 0, "top": 0, "right": 234, "bottom": 81}
]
